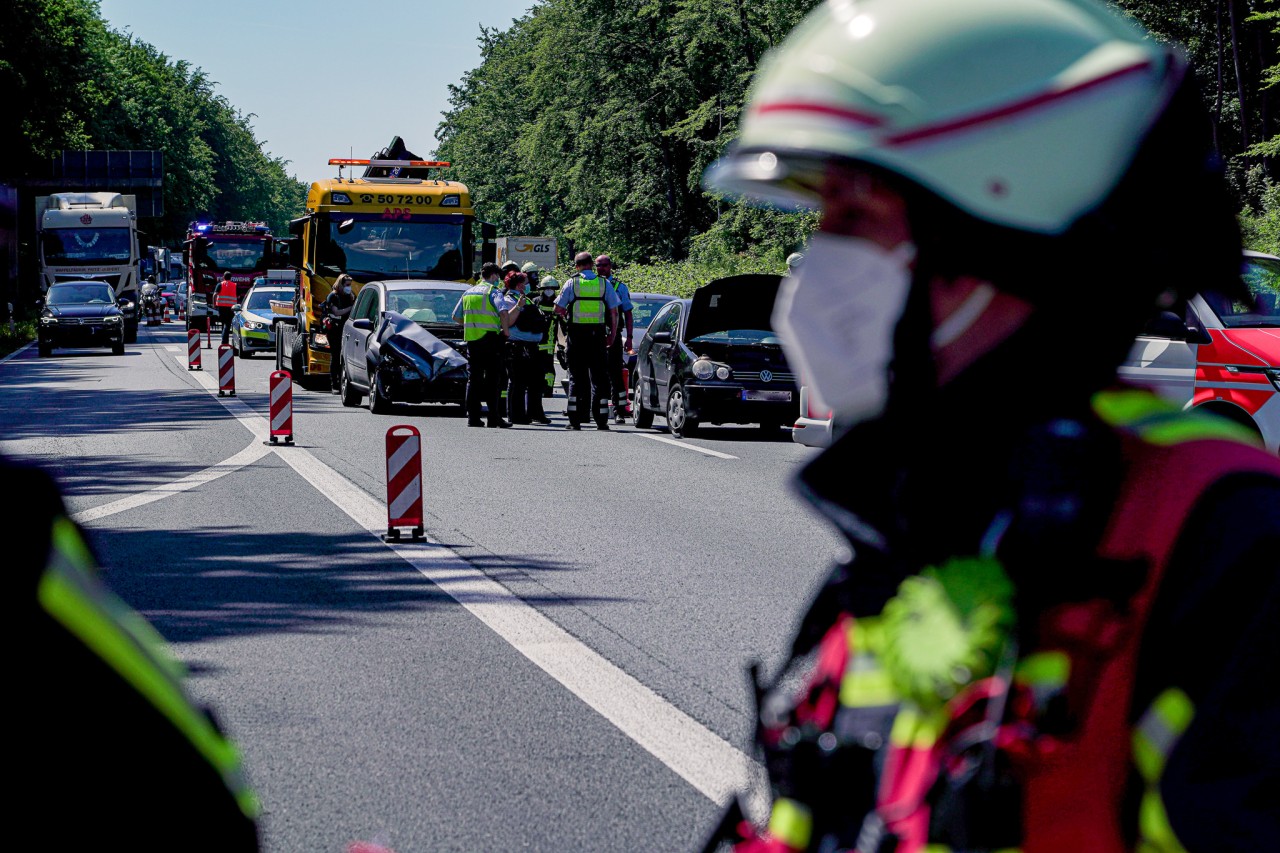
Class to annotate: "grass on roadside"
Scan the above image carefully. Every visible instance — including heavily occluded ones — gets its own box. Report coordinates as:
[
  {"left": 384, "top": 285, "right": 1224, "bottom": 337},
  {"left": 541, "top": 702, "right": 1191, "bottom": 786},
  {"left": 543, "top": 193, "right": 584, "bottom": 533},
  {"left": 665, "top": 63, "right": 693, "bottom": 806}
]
[{"left": 0, "top": 320, "right": 36, "bottom": 358}]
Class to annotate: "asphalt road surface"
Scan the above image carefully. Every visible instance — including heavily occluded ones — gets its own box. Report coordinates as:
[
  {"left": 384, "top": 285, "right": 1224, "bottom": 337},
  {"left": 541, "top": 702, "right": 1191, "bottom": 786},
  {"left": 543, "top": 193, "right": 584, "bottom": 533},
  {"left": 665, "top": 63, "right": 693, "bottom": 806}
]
[{"left": 3, "top": 322, "right": 848, "bottom": 852}]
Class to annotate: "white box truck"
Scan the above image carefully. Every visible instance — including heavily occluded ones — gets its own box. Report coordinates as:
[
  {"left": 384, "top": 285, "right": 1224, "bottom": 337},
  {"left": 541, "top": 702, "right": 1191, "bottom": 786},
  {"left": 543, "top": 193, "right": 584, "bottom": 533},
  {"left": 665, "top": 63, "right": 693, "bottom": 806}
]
[
  {"left": 37, "top": 192, "right": 141, "bottom": 341},
  {"left": 495, "top": 236, "right": 558, "bottom": 272}
]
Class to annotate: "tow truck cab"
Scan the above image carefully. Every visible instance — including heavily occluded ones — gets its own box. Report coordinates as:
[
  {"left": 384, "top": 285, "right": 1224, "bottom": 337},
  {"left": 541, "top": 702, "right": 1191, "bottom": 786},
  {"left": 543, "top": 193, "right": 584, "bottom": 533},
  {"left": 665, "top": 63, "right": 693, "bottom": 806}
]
[{"left": 273, "top": 140, "right": 492, "bottom": 390}]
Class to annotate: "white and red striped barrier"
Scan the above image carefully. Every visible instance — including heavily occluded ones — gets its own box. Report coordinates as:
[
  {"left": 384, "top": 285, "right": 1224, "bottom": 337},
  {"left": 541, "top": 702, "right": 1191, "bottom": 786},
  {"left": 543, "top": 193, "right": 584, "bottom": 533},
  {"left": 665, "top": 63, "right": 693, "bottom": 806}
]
[
  {"left": 187, "top": 328, "right": 202, "bottom": 371},
  {"left": 383, "top": 425, "right": 424, "bottom": 542},
  {"left": 268, "top": 370, "right": 294, "bottom": 445},
  {"left": 218, "top": 344, "right": 236, "bottom": 397}
]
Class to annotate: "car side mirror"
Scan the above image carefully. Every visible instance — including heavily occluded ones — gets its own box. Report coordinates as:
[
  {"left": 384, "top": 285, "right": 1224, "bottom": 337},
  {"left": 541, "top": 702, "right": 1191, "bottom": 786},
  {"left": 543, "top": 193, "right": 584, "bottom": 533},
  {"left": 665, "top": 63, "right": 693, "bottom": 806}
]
[
  {"left": 232, "top": 304, "right": 242, "bottom": 313},
  {"left": 352, "top": 318, "right": 374, "bottom": 332},
  {"left": 651, "top": 330, "right": 672, "bottom": 343},
  {"left": 35, "top": 296, "right": 44, "bottom": 308},
  {"left": 1143, "top": 311, "right": 1190, "bottom": 340}
]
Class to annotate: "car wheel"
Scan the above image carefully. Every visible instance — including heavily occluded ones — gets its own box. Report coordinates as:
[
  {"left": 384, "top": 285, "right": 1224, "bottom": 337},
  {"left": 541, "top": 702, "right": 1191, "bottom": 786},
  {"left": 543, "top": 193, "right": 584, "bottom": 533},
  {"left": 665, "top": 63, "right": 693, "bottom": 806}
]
[
  {"left": 633, "top": 375, "right": 654, "bottom": 429},
  {"left": 111, "top": 340, "right": 125, "bottom": 356},
  {"left": 666, "top": 383, "right": 697, "bottom": 438},
  {"left": 368, "top": 371, "right": 392, "bottom": 414},
  {"left": 340, "top": 365, "right": 363, "bottom": 407},
  {"left": 38, "top": 342, "right": 52, "bottom": 358}
]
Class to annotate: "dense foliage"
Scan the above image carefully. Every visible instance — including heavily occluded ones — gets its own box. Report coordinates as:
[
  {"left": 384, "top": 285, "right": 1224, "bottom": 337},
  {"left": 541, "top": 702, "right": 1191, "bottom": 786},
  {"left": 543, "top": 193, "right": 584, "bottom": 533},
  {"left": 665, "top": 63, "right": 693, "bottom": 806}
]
[
  {"left": 438, "top": 0, "right": 1280, "bottom": 276},
  {"left": 2, "top": 0, "right": 306, "bottom": 242}
]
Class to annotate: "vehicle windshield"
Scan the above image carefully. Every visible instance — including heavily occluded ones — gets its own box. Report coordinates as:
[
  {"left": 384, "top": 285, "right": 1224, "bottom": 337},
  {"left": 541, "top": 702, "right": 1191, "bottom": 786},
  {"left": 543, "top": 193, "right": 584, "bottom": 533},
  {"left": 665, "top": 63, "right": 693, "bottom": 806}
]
[
  {"left": 632, "top": 299, "right": 675, "bottom": 330},
  {"left": 244, "top": 289, "right": 292, "bottom": 312},
  {"left": 205, "top": 239, "right": 268, "bottom": 271},
  {"left": 47, "top": 283, "right": 115, "bottom": 305},
  {"left": 1202, "top": 257, "right": 1280, "bottom": 328},
  {"left": 42, "top": 228, "right": 132, "bottom": 265},
  {"left": 688, "top": 329, "right": 783, "bottom": 345},
  {"left": 386, "top": 288, "right": 464, "bottom": 324},
  {"left": 318, "top": 214, "right": 465, "bottom": 281}
]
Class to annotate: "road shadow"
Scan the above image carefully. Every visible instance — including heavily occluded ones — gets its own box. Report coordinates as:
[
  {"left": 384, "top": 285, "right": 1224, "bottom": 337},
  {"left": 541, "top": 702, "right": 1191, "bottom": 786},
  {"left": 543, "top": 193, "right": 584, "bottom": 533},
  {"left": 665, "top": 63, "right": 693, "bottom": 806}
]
[{"left": 88, "top": 525, "right": 629, "bottom": 646}]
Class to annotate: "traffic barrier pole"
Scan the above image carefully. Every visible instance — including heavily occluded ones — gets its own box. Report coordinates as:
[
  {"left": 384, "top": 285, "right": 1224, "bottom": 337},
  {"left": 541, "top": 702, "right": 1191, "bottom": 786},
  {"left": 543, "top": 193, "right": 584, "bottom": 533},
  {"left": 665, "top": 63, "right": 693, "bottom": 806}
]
[
  {"left": 267, "top": 370, "right": 294, "bottom": 445},
  {"left": 187, "top": 328, "right": 202, "bottom": 371},
  {"left": 218, "top": 344, "right": 236, "bottom": 397},
  {"left": 205, "top": 315, "right": 212, "bottom": 349},
  {"left": 383, "top": 425, "right": 425, "bottom": 542}
]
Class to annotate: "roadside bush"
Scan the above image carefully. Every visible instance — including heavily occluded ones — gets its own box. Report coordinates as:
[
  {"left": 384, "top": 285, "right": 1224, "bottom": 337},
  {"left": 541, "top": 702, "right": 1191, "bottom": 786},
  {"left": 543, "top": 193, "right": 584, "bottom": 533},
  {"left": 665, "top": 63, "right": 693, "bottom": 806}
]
[{"left": 0, "top": 320, "right": 36, "bottom": 358}]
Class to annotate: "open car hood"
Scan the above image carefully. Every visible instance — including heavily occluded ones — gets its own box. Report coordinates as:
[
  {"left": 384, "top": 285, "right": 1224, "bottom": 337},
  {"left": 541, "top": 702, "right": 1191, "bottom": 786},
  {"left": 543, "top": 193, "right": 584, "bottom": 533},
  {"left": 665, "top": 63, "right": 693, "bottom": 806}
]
[
  {"left": 377, "top": 311, "right": 469, "bottom": 379},
  {"left": 685, "top": 274, "right": 784, "bottom": 342}
]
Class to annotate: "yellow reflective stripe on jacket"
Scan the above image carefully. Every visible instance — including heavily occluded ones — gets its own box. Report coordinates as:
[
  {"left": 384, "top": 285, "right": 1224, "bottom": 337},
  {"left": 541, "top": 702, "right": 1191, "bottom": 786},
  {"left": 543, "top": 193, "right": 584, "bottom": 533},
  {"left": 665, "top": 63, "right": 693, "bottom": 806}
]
[
  {"left": 889, "top": 705, "right": 947, "bottom": 750},
  {"left": 1131, "top": 688, "right": 1194, "bottom": 853},
  {"left": 768, "top": 797, "right": 812, "bottom": 851},
  {"left": 39, "top": 518, "right": 260, "bottom": 818},
  {"left": 462, "top": 286, "right": 501, "bottom": 341},
  {"left": 1014, "top": 651, "right": 1070, "bottom": 710},
  {"left": 840, "top": 653, "right": 898, "bottom": 708},
  {"left": 1092, "top": 389, "right": 1260, "bottom": 447},
  {"left": 570, "top": 275, "right": 606, "bottom": 324}
]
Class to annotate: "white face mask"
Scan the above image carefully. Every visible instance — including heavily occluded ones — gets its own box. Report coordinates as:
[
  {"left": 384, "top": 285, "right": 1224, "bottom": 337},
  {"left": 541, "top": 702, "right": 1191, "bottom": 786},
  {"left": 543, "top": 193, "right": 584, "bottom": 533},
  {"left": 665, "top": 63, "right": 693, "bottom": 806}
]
[{"left": 772, "top": 233, "right": 916, "bottom": 426}]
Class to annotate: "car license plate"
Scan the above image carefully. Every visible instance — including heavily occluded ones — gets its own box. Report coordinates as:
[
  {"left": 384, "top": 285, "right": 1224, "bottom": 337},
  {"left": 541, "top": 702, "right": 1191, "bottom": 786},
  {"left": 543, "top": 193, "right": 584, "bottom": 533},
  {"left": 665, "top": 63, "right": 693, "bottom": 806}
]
[{"left": 742, "top": 389, "right": 792, "bottom": 402}]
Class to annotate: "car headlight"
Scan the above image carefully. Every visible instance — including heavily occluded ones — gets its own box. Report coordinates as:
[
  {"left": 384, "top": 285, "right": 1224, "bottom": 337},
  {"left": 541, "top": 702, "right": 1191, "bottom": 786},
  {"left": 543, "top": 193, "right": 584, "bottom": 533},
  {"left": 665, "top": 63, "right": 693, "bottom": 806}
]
[
  {"left": 715, "top": 365, "right": 731, "bottom": 380},
  {"left": 40, "top": 316, "right": 57, "bottom": 325},
  {"left": 105, "top": 315, "right": 122, "bottom": 323},
  {"left": 246, "top": 321, "right": 265, "bottom": 330},
  {"left": 692, "top": 358, "right": 714, "bottom": 380}
]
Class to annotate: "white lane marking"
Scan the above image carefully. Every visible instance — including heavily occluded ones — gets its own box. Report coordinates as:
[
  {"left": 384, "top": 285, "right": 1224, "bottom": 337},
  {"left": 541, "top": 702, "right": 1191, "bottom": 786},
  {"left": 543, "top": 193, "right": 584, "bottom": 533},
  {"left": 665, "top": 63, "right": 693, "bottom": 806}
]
[
  {"left": 631, "top": 432, "right": 739, "bottom": 460},
  {"left": 0, "top": 341, "right": 34, "bottom": 366},
  {"left": 165, "top": 345, "right": 184, "bottom": 352},
  {"left": 171, "top": 355, "right": 767, "bottom": 817},
  {"left": 71, "top": 442, "right": 273, "bottom": 524},
  {"left": 274, "top": 443, "right": 766, "bottom": 817}
]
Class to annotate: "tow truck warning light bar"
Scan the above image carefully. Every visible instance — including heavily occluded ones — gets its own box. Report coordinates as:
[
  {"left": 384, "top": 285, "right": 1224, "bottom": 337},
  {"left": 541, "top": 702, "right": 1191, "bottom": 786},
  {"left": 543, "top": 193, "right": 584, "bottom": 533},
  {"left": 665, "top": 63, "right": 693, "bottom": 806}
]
[{"left": 328, "top": 159, "right": 451, "bottom": 167}]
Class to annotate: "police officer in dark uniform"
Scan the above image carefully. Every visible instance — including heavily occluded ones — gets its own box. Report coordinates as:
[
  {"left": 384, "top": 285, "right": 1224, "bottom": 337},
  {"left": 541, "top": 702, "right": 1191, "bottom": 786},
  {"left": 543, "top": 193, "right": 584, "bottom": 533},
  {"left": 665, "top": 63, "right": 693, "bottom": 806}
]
[
  {"left": 555, "top": 252, "right": 620, "bottom": 430},
  {"left": 525, "top": 263, "right": 561, "bottom": 399},
  {"left": 453, "top": 262, "right": 510, "bottom": 427}
]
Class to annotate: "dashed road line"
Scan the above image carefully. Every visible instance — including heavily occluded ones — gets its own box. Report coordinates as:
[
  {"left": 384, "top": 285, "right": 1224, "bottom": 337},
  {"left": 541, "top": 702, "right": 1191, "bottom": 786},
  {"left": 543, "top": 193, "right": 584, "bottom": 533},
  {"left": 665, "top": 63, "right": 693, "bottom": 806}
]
[{"left": 630, "top": 432, "right": 739, "bottom": 460}]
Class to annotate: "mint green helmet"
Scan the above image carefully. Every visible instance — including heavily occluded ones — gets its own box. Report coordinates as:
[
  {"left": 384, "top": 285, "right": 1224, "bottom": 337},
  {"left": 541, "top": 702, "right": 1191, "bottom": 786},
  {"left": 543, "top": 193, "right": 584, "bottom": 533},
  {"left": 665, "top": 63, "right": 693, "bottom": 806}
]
[{"left": 706, "top": 0, "right": 1184, "bottom": 234}]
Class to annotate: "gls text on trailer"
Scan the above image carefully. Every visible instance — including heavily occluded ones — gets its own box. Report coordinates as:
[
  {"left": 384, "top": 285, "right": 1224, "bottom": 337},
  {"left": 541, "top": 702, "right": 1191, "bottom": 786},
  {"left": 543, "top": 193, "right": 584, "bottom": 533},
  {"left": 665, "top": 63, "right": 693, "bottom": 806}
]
[
  {"left": 273, "top": 137, "right": 493, "bottom": 390},
  {"left": 37, "top": 192, "right": 141, "bottom": 342}
]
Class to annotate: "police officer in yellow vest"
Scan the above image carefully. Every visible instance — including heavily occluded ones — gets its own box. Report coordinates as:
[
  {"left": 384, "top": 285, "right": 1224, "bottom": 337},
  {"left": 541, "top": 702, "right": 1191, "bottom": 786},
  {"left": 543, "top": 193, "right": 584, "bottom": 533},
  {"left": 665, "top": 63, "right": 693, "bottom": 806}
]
[
  {"left": 16, "top": 456, "right": 260, "bottom": 848},
  {"left": 701, "top": 1, "right": 1280, "bottom": 851},
  {"left": 452, "top": 262, "right": 511, "bottom": 428},
  {"left": 555, "top": 251, "right": 620, "bottom": 430}
]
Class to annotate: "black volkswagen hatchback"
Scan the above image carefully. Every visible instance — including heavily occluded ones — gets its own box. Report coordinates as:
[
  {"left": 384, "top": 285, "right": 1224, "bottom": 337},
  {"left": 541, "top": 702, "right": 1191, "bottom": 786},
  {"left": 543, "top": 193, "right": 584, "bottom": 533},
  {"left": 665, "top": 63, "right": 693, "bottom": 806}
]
[
  {"left": 632, "top": 274, "right": 798, "bottom": 438},
  {"left": 37, "top": 280, "right": 127, "bottom": 357}
]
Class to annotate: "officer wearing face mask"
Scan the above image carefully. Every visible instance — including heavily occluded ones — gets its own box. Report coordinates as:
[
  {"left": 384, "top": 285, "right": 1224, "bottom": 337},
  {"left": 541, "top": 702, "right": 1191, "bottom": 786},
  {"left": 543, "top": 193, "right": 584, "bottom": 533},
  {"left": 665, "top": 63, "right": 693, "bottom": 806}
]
[{"left": 702, "top": 1, "right": 1280, "bottom": 851}]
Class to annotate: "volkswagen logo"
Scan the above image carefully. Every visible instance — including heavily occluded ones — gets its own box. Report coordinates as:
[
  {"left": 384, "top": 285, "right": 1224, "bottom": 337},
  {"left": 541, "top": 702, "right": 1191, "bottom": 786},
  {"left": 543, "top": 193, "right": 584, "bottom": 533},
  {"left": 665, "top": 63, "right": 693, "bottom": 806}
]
[{"left": 760, "top": 370, "right": 773, "bottom": 383}]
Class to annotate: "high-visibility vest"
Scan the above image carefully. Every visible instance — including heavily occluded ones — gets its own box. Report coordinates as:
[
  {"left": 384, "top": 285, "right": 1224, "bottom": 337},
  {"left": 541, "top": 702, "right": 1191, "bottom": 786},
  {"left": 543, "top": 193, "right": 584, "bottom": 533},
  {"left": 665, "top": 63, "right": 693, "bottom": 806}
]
[
  {"left": 568, "top": 273, "right": 605, "bottom": 325},
  {"left": 38, "top": 516, "right": 260, "bottom": 821},
  {"left": 461, "top": 284, "right": 501, "bottom": 342},
  {"left": 748, "top": 388, "right": 1280, "bottom": 853},
  {"left": 214, "top": 279, "right": 238, "bottom": 307}
]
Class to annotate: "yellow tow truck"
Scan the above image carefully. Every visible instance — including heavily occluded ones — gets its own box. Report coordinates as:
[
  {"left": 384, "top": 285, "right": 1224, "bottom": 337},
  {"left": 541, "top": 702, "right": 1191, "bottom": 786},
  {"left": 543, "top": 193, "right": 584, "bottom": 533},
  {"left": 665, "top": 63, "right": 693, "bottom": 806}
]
[{"left": 274, "top": 138, "right": 494, "bottom": 389}]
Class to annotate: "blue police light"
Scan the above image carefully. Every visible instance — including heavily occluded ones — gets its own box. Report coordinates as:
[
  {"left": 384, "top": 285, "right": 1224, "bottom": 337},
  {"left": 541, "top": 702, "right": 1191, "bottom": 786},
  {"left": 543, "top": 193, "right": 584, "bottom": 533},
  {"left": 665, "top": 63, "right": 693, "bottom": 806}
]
[
  {"left": 196, "top": 222, "right": 211, "bottom": 232},
  {"left": 441, "top": 194, "right": 461, "bottom": 207},
  {"left": 331, "top": 192, "right": 352, "bottom": 205}
]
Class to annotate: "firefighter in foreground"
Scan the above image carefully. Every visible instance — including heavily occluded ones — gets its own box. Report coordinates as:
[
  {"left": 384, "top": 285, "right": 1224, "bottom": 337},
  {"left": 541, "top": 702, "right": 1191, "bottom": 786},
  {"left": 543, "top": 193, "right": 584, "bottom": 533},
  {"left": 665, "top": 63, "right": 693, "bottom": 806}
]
[
  {"left": 16, "top": 457, "right": 260, "bottom": 848},
  {"left": 702, "top": 1, "right": 1280, "bottom": 851}
]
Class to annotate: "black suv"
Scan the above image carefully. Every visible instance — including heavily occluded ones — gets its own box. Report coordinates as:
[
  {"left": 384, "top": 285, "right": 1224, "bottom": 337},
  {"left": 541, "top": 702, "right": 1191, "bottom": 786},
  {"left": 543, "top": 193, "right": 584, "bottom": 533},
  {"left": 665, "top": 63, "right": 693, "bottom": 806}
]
[
  {"left": 632, "top": 274, "right": 798, "bottom": 437},
  {"left": 38, "top": 281, "right": 128, "bottom": 357}
]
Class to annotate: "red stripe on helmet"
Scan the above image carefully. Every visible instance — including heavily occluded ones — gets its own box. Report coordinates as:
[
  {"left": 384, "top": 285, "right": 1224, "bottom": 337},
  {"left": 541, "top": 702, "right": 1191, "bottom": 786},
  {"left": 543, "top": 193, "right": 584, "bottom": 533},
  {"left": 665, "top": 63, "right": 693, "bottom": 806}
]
[
  {"left": 886, "top": 59, "right": 1157, "bottom": 146},
  {"left": 753, "top": 101, "right": 888, "bottom": 127}
]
